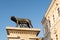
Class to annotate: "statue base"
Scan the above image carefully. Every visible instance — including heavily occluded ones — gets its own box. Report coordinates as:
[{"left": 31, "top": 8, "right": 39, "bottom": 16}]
[{"left": 6, "top": 26, "right": 42, "bottom": 40}]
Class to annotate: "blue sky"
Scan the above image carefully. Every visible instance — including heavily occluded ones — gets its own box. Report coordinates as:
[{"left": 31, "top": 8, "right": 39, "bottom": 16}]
[{"left": 0, "top": 0, "right": 51, "bottom": 40}]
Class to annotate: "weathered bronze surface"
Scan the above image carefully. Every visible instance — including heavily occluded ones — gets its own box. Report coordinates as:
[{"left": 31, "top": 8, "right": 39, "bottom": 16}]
[{"left": 10, "top": 16, "right": 33, "bottom": 28}]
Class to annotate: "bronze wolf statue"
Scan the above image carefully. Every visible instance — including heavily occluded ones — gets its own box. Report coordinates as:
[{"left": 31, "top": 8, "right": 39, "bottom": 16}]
[{"left": 10, "top": 16, "right": 33, "bottom": 28}]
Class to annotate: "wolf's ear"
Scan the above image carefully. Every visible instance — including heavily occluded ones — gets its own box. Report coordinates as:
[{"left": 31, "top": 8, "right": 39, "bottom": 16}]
[{"left": 10, "top": 16, "right": 15, "bottom": 18}]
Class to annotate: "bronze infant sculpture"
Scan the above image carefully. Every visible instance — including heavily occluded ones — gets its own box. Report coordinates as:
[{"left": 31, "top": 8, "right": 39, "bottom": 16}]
[{"left": 10, "top": 16, "right": 33, "bottom": 28}]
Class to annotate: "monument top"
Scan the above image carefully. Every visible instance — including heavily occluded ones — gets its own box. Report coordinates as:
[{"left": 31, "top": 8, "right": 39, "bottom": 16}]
[
  {"left": 6, "top": 26, "right": 40, "bottom": 40},
  {"left": 6, "top": 26, "right": 40, "bottom": 31}
]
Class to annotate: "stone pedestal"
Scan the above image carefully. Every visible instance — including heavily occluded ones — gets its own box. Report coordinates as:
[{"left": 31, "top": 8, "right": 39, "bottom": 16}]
[{"left": 6, "top": 27, "right": 41, "bottom": 40}]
